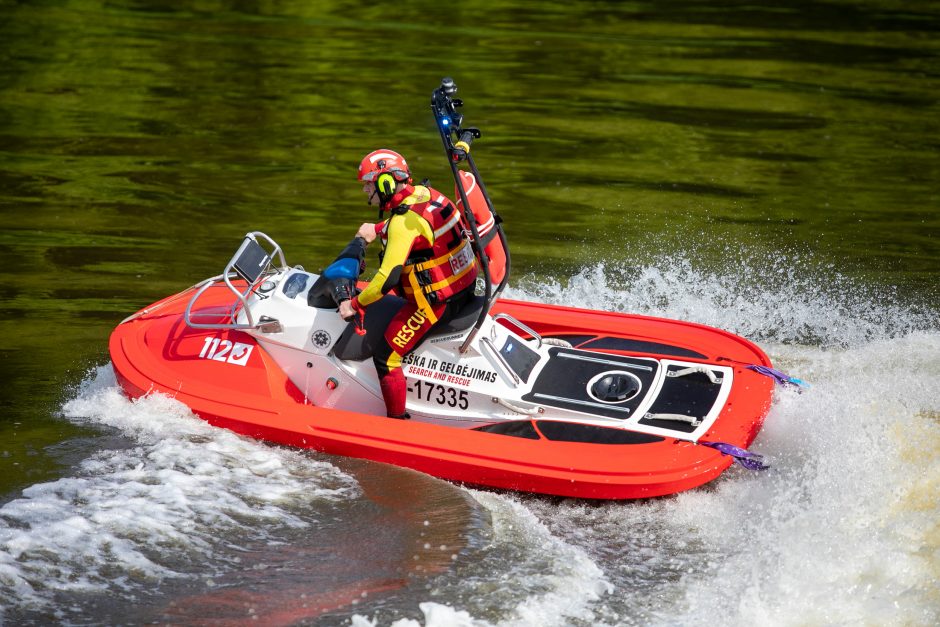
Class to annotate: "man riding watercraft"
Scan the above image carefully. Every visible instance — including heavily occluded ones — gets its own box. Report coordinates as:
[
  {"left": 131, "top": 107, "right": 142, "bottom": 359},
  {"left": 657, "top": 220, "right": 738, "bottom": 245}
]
[
  {"left": 111, "top": 78, "right": 777, "bottom": 499},
  {"left": 338, "top": 149, "right": 478, "bottom": 419}
]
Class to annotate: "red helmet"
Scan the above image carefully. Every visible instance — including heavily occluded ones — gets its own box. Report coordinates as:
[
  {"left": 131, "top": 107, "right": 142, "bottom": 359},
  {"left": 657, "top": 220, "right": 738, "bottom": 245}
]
[{"left": 357, "top": 149, "right": 411, "bottom": 184}]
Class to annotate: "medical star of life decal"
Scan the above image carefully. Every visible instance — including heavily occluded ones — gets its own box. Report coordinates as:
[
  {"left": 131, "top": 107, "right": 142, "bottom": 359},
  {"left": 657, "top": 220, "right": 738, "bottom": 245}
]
[{"left": 311, "top": 330, "right": 332, "bottom": 348}]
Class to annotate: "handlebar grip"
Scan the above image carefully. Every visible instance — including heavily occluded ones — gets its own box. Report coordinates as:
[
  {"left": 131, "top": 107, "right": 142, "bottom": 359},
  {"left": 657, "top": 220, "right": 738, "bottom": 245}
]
[{"left": 338, "top": 300, "right": 366, "bottom": 334}]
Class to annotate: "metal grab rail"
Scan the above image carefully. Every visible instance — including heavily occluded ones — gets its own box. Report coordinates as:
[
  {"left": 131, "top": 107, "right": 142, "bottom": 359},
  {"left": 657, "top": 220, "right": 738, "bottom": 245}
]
[
  {"left": 184, "top": 274, "right": 255, "bottom": 330},
  {"left": 492, "top": 313, "right": 543, "bottom": 349},
  {"left": 479, "top": 336, "right": 520, "bottom": 386},
  {"left": 184, "top": 231, "right": 286, "bottom": 330}
]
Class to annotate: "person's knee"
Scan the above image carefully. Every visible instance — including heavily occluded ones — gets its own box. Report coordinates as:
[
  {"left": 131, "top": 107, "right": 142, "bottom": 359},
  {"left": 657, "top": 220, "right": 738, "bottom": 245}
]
[{"left": 373, "top": 341, "right": 403, "bottom": 379}]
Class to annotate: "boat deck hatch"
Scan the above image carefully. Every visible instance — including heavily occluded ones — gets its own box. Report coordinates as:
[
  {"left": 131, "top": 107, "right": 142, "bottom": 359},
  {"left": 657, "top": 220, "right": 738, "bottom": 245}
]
[
  {"left": 522, "top": 347, "right": 659, "bottom": 420},
  {"left": 639, "top": 364, "right": 725, "bottom": 434}
]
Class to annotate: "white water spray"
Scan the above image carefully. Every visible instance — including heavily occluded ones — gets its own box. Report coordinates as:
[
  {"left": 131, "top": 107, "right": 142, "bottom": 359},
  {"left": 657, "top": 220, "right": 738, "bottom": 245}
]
[{"left": 0, "top": 366, "right": 358, "bottom": 612}]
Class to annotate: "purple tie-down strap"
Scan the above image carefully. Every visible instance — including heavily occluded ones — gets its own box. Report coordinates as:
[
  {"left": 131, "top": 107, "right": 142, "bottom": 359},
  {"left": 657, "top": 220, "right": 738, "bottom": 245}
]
[
  {"left": 746, "top": 364, "right": 809, "bottom": 389},
  {"left": 700, "top": 441, "right": 769, "bottom": 471}
]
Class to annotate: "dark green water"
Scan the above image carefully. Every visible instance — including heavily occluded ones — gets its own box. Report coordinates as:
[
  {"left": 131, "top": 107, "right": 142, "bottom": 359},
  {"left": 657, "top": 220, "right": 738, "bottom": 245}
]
[{"left": 0, "top": 2, "right": 938, "bottom": 622}]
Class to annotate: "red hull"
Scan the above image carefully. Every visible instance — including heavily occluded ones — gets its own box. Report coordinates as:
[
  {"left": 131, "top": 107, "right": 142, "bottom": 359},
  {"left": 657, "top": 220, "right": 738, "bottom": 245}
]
[{"left": 109, "top": 287, "right": 774, "bottom": 500}]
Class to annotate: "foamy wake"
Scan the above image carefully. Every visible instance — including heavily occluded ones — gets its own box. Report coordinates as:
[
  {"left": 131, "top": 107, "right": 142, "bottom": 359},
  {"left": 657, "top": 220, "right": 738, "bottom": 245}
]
[
  {"left": 0, "top": 366, "right": 359, "bottom": 611},
  {"left": 508, "top": 259, "right": 940, "bottom": 626},
  {"left": 467, "top": 490, "right": 612, "bottom": 627},
  {"left": 352, "top": 490, "right": 612, "bottom": 627},
  {"left": 509, "top": 255, "right": 936, "bottom": 347},
  {"left": 660, "top": 332, "right": 940, "bottom": 626},
  {"left": 364, "top": 257, "right": 938, "bottom": 626}
]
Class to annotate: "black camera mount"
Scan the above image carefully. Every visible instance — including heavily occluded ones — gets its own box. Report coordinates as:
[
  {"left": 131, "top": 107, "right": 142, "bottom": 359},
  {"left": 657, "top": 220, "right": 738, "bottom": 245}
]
[{"left": 430, "top": 77, "right": 510, "bottom": 353}]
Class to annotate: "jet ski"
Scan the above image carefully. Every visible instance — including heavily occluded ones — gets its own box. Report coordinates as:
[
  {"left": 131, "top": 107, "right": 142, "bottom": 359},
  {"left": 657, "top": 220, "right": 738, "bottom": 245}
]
[{"left": 108, "top": 79, "right": 778, "bottom": 499}]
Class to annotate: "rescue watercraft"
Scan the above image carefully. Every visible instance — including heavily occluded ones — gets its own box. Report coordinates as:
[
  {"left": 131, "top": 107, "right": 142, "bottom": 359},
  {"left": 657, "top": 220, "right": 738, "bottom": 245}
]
[{"left": 108, "top": 79, "right": 778, "bottom": 499}]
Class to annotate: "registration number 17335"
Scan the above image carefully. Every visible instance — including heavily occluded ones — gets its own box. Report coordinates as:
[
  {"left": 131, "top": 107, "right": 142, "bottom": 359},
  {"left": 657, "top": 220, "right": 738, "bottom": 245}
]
[{"left": 407, "top": 380, "right": 469, "bottom": 410}]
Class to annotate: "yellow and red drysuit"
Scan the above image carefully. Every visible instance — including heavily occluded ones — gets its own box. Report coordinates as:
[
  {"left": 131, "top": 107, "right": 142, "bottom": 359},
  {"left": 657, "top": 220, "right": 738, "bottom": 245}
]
[{"left": 348, "top": 184, "right": 478, "bottom": 418}]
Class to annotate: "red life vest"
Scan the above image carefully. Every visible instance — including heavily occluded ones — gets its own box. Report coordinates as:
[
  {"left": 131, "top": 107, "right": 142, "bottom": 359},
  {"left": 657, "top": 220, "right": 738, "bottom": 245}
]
[{"left": 380, "top": 185, "right": 478, "bottom": 310}]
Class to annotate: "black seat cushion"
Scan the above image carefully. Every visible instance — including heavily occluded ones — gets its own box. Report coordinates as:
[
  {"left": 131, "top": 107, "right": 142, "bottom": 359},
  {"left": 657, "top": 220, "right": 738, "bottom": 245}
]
[{"left": 427, "top": 293, "right": 486, "bottom": 337}]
